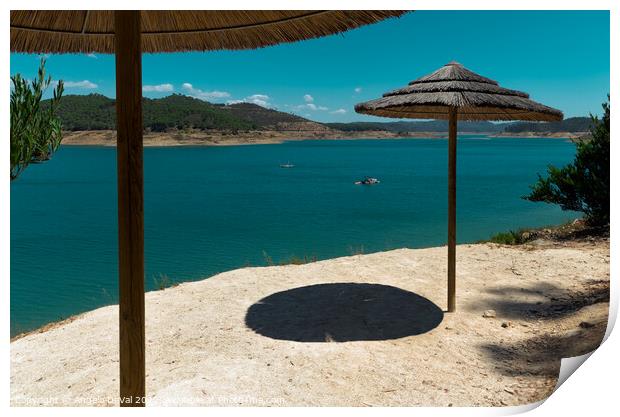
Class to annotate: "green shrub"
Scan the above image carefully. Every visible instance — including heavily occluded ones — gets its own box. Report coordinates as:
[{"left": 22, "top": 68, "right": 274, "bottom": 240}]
[
  {"left": 488, "top": 230, "right": 527, "bottom": 245},
  {"left": 348, "top": 245, "right": 366, "bottom": 255},
  {"left": 10, "top": 58, "right": 64, "bottom": 180},
  {"left": 278, "top": 255, "right": 318, "bottom": 265},
  {"left": 524, "top": 96, "right": 610, "bottom": 226},
  {"left": 153, "top": 273, "right": 177, "bottom": 290},
  {"left": 262, "top": 251, "right": 318, "bottom": 266},
  {"left": 262, "top": 250, "right": 274, "bottom": 266}
]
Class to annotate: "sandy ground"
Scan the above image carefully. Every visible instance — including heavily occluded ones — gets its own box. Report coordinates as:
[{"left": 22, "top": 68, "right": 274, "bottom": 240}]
[
  {"left": 60, "top": 130, "right": 417, "bottom": 147},
  {"left": 11, "top": 241, "right": 609, "bottom": 407},
  {"left": 60, "top": 130, "right": 462, "bottom": 147},
  {"left": 60, "top": 130, "right": 579, "bottom": 147}
]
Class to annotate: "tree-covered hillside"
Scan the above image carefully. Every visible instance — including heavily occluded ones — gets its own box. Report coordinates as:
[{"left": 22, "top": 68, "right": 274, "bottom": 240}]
[
  {"left": 46, "top": 94, "right": 593, "bottom": 134},
  {"left": 504, "top": 117, "right": 593, "bottom": 133},
  {"left": 51, "top": 93, "right": 116, "bottom": 130},
  {"left": 143, "top": 95, "right": 254, "bottom": 132},
  {"left": 46, "top": 94, "right": 305, "bottom": 131},
  {"left": 325, "top": 120, "right": 504, "bottom": 133},
  {"left": 215, "top": 102, "right": 308, "bottom": 128},
  {"left": 327, "top": 117, "right": 593, "bottom": 133}
]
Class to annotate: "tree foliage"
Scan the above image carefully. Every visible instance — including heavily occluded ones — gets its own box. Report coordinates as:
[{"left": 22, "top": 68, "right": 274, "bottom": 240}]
[
  {"left": 10, "top": 59, "right": 64, "bottom": 180},
  {"left": 49, "top": 94, "right": 259, "bottom": 131},
  {"left": 504, "top": 117, "right": 592, "bottom": 133},
  {"left": 524, "top": 96, "right": 610, "bottom": 226},
  {"left": 43, "top": 92, "right": 597, "bottom": 134},
  {"left": 326, "top": 118, "right": 594, "bottom": 133}
]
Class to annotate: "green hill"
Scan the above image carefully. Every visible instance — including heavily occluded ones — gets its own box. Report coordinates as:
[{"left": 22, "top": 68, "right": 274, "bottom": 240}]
[
  {"left": 503, "top": 117, "right": 593, "bottom": 133},
  {"left": 48, "top": 94, "right": 311, "bottom": 132},
  {"left": 51, "top": 93, "right": 117, "bottom": 131},
  {"left": 47, "top": 94, "right": 592, "bottom": 134},
  {"left": 327, "top": 117, "right": 593, "bottom": 134},
  {"left": 214, "top": 102, "right": 308, "bottom": 128},
  {"left": 143, "top": 95, "right": 254, "bottom": 131},
  {"left": 325, "top": 120, "right": 503, "bottom": 133}
]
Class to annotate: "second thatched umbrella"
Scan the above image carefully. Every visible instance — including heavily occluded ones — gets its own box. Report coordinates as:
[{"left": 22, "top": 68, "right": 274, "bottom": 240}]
[{"left": 355, "top": 61, "right": 563, "bottom": 312}]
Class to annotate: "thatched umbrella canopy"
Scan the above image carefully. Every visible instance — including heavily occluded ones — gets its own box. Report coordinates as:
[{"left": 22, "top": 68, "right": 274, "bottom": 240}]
[
  {"left": 10, "top": 10, "right": 406, "bottom": 406},
  {"left": 355, "top": 61, "right": 562, "bottom": 121},
  {"left": 355, "top": 61, "right": 562, "bottom": 312},
  {"left": 11, "top": 10, "right": 405, "bottom": 53}
]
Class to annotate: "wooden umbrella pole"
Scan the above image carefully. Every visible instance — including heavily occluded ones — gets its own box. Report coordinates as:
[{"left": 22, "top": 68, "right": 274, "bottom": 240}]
[
  {"left": 114, "top": 10, "right": 145, "bottom": 406},
  {"left": 447, "top": 107, "right": 457, "bottom": 312}
]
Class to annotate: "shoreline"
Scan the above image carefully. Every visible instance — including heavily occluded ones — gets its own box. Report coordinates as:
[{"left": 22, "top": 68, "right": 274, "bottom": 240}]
[
  {"left": 489, "top": 131, "right": 586, "bottom": 139},
  {"left": 11, "top": 240, "right": 609, "bottom": 406},
  {"left": 11, "top": 220, "right": 593, "bottom": 340},
  {"left": 60, "top": 130, "right": 580, "bottom": 147}
]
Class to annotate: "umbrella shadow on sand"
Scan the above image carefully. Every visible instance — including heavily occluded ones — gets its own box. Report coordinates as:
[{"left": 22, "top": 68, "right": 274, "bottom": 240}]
[{"left": 245, "top": 283, "right": 444, "bottom": 342}]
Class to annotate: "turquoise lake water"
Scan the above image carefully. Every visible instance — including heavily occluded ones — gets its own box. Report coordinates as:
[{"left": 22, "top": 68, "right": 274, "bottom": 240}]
[{"left": 10, "top": 136, "right": 577, "bottom": 336}]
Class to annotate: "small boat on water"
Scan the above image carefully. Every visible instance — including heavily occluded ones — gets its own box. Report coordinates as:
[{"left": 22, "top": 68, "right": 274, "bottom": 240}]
[
  {"left": 280, "top": 162, "right": 295, "bottom": 168},
  {"left": 355, "top": 176, "right": 380, "bottom": 185}
]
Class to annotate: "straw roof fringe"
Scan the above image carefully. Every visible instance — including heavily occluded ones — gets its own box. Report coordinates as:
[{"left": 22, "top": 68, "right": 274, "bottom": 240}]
[
  {"left": 11, "top": 10, "right": 407, "bottom": 54},
  {"left": 409, "top": 61, "right": 498, "bottom": 85},
  {"left": 355, "top": 62, "right": 563, "bottom": 122},
  {"left": 384, "top": 81, "right": 530, "bottom": 98}
]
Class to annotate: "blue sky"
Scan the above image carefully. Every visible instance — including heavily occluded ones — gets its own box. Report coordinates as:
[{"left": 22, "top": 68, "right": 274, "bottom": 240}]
[{"left": 10, "top": 10, "right": 610, "bottom": 123}]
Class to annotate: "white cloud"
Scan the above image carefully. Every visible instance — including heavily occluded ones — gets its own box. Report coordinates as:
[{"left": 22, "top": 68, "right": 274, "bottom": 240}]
[
  {"left": 303, "top": 94, "right": 314, "bottom": 103},
  {"left": 228, "top": 94, "right": 271, "bottom": 107},
  {"left": 182, "top": 82, "right": 230, "bottom": 101},
  {"left": 143, "top": 83, "right": 174, "bottom": 93},
  {"left": 330, "top": 108, "right": 347, "bottom": 114},
  {"left": 64, "top": 80, "right": 98, "bottom": 89},
  {"left": 246, "top": 94, "right": 270, "bottom": 106},
  {"left": 86, "top": 53, "right": 98, "bottom": 59},
  {"left": 354, "top": 87, "right": 362, "bottom": 93},
  {"left": 298, "top": 103, "right": 328, "bottom": 111}
]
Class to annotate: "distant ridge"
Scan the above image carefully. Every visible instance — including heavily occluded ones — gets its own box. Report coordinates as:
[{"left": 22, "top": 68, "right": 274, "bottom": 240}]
[
  {"left": 214, "top": 102, "right": 305, "bottom": 126},
  {"left": 46, "top": 93, "right": 593, "bottom": 134},
  {"left": 326, "top": 117, "right": 593, "bottom": 133},
  {"left": 325, "top": 120, "right": 503, "bottom": 133},
  {"left": 503, "top": 117, "right": 592, "bottom": 133},
  {"left": 214, "top": 102, "right": 329, "bottom": 131},
  {"left": 48, "top": 94, "right": 321, "bottom": 132}
]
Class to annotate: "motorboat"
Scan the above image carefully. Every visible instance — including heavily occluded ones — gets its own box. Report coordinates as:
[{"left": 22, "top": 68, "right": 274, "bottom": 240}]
[{"left": 355, "top": 176, "right": 380, "bottom": 185}]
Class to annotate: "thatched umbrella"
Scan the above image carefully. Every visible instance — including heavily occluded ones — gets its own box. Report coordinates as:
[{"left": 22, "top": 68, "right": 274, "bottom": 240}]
[
  {"left": 10, "top": 10, "right": 406, "bottom": 406},
  {"left": 355, "top": 61, "right": 562, "bottom": 313}
]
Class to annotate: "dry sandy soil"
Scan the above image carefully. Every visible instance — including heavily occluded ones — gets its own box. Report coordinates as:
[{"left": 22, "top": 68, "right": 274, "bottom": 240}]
[
  {"left": 60, "top": 130, "right": 451, "bottom": 147},
  {"left": 61, "top": 130, "right": 580, "bottom": 147},
  {"left": 11, "top": 241, "right": 609, "bottom": 407}
]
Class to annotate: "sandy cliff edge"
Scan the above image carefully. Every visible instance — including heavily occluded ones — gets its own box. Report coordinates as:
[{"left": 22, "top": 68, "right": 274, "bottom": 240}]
[{"left": 11, "top": 242, "right": 609, "bottom": 406}]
